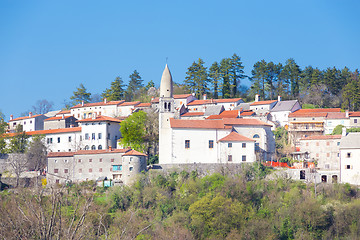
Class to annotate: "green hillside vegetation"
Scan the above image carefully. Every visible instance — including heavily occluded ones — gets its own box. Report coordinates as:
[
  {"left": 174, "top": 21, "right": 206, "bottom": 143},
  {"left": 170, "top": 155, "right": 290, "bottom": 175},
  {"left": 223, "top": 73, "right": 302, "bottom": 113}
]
[{"left": 1, "top": 164, "right": 360, "bottom": 239}]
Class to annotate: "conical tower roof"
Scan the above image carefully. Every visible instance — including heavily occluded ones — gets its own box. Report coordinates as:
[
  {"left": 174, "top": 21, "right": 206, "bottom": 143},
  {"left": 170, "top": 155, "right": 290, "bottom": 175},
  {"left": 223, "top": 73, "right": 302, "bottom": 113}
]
[{"left": 160, "top": 64, "right": 173, "bottom": 98}]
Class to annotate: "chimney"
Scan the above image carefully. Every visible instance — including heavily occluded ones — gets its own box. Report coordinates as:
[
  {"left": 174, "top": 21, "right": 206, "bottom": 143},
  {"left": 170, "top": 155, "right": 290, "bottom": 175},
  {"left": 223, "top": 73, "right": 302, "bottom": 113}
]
[
  {"left": 151, "top": 96, "right": 154, "bottom": 101},
  {"left": 192, "top": 93, "right": 196, "bottom": 97},
  {"left": 203, "top": 94, "right": 207, "bottom": 100},
  {"left": 238, "top": 110, "right": 241, "bottom": 118},
  {"left": 10, "top": 115, "right": 13, "bottom": 121},
  {"left": 278, "top": 95, "right": 282, "bottom": 102},
  {"left": 255, "top": 94, "right": 259, "bottom": 102},
  {"left": 62, "top": 114, "right": 64, "bottom": 119},
  {"left": 342, "top": 127, "right": 347, "bottom": 137},
  {"left": 346, "top": 110, "right": 349, "bottom": 118},
  {"left": 240, "top": 107, "right": 243, "bottom": 113},
  {"left": 109, "top": 146, "right": 112, "bottom": 151},
  {"left": 104, "top": 98, "right": 107, "bottom": 104},
  {"left": 29, "top": 112, "right": 33, "bottom": 117},
  {"left": 81, "top": 101, "right": 84, "bottom": 106}
]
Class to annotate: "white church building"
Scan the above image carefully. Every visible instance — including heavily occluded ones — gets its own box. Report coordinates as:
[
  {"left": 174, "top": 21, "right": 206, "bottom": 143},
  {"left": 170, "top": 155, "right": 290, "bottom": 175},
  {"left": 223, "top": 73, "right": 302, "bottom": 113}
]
[{"left": 158, "top": 65, "right": 275, "bottom": 165}]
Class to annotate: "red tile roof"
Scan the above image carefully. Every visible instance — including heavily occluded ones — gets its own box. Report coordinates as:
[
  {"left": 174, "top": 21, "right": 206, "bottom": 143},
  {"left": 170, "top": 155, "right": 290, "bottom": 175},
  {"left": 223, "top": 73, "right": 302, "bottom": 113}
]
[
  {"left": 77, "top": 116, "right": 122, "bottom": 123},
  {"left": 123, "top": 149, "right": 147, "bottom": 156},
  {"left": 75, "top": 148, "right": 130, "bottom": 155},
  {"left": 289, "top": 108, "right": 341, "bottom": 118},
  {"left": 218, "top": 131, "right": 255, "bottom": 142},
  {"left": 137, "top": 103, "right": 151, "bottom": 107},
  {"left": 187, "top": 99, "right": 216, "bottom": 106},
  {"left": 300, "top": 135, "right": 342, "bottom": 140},
  {"left": 207, "top": 110, "right": 240, "bottom": 119},
  {"left": 250, "top": 100, "right": 277, "bottom": 106},
  {"left": 9, "top": 114, "right": 43, "bottom": 122},
  {"left": 44, "top": 116, "right": 72, "bottom": 121},
  {"left": 181, "top": 112, "right": 205, "bottom": 117},
  {"left": 326, "top": 112, "right": 347, "bottom": 119},
  {"left": 4, "top": 127, "right": 82, "bottom": 137},
  {"left": 119, "top": 101, "right": 141, "bottom": 106},
  {"left": 240, "top": 110, "right": 255, "bottom": 116},
  {"left": 214, "top": 98, "right": 242, "bottom": 103},
  {"left": 174, "top": 94, "right": 192, "bottom": 99},
  {"left": 349, "top": 112, "right": 360, "bottom": 117},
  {"left": 56, "top": 110, "right": 71, "bottom": 115},
  {"left": 71, "top": 100, "right": 125, "bottom": 109},
  {"left": 170, "top": 118, "right": 271, "bottom": 129},
  {"left": 48, "top": 152, "right": 75, "bottom": 157}
]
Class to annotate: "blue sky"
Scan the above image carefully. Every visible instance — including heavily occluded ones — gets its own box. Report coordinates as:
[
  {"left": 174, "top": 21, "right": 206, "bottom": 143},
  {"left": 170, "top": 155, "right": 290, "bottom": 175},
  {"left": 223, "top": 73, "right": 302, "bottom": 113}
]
[{"left": 1, "top": 0, "right": 359, "bottom": 119}]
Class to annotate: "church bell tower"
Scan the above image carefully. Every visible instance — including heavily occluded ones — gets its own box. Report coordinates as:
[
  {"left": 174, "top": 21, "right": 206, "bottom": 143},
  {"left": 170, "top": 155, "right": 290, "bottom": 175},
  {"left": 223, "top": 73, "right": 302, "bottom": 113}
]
[{"left": 158, "top": 64, "right": 174, "bottom": 164}]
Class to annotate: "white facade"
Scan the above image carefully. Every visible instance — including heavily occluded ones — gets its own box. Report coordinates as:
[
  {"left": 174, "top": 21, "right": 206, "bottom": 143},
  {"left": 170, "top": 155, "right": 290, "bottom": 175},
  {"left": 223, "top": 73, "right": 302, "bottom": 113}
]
[
  {"left": 44, "top": 128, "right": 82, "bottom": 152},
  {"left": 340, "top": 132, "right": 360, "bottom": 185},
  {"left": 8, "top": 113, "right": 48, "bottom": 132},
  {"left": 71, "top": 100, "right": 124, "bottom": 119},
  {"left": 324, "top": 118, "right": 350, "bottom": 135}
]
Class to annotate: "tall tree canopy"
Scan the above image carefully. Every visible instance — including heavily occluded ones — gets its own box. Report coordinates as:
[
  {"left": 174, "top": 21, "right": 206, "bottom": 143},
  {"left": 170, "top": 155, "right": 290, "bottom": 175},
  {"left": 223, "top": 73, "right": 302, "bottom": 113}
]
[
  {"left": 126, "top": 70, "right": 144, "bottom": 101},
  {"left": 70, "top": 83, "right": 92, "bottom": 105},
  {"left": 184, "top": 58, "right": 209, "bottom": 99},
  {"left": 102, "top": 76, "right": 126, "bottom": 101}
]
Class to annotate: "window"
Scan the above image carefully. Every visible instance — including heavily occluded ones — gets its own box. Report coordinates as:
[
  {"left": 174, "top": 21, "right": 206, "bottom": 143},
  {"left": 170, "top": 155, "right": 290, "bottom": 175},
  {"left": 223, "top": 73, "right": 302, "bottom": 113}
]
[
  {"left": 30, "top": 120, "right": 32, "bottom": 124},
  {"left": 325, "top": 164, "right": 330, "bottom": 169},
  {"left": 89, "top": 159, "right": 92, "bottom": 163},
  {"left": 107, "top": 133, "right": 110, "bottom": 140},
  {"left": 242, "top": 143, "right": 246, "bottom": 148},
  {"left": 89, "top": 168, "right": 93, "bottom": 173},
  {"left": 68, "top": 136, "right": 72, "bottom": 142},
  {"left": 306, "top": 142, "right": 309, "bottom": 146},
  {"left": 346, "top": 165, "right": 352, "bottom": 169},
  {"left": 98, "top": 145, "right": 102, "bottom": 150},
  {"left": 99, "top": 168, "right": 102, "bottom": 172},
  {"left": 300, "top": 170, "right": 305, "bottom": 180},
  {"left": 98, "top": 133, "right": 102, "bottom": 139},
  {"left": 78, "top": 159, "right": 82, "bottom": 163},
  {"left": 185, "top": 140, "right": 190, "bottom": 149},
  {"left": 92, "top": 133, "right": 95, "bottom": 140},
  {"left": 56, "top": 179, "right": 60, "bottom": 184},
  {"left": 111, "top": 158, "right": 114, "bottom": 162},
  {"left": 79, "top": 169, "right": 82, "bottom": 173},
  {"left": 24, "top": 121, "right": 26, "bottom": 125},
  {"left": 242, "top": 155, "right": 246, "bottom": 162},
  {"left": 337, "top": 142, "right": 340, "bottom": 146},
  {"left": 57, "top": 137, "right": 60, "bottom": 143},
  {"left": 91, "top": 145, "right": 96, "bottom": 150},
  {"left": 54, "top": 169, "right": 59, "bottom": 173},
  {"left": 209, "top": 140, "right": 214, "bottom": 148},
  {"left": 129, "top": 167, "right": 133, "bottom": 172},
  {"left": 316, "top": 142, "right": 319, "bottom": 146},
  {"left": 316, "top": 153, "right": 319, "bottom": 157},
  {"left": 50, "top": 138, "right": 53, "bottom": 144},
  {"left": 64, "top": 169, "right": 68, "bottom": 173},
  {"left": 326, "top": 142, "right": 330, "bottom": 146},
  {"left": 64, "top": 159, "right": 68, "bottom": 163},
  {"left": 355, "top": 119, "right": 358, "bottom": 124},
  {"left": 112, "top": 165, "right": 122, "bottom": 171},
  {"left": 228, "top": 143, "right": 232, "bottom": 148},
  {"left": 347, "top": 152, "right": 351, "bottom": 158},
  {"left": 253, "top": 134, "right": 260, "bottom": 138},
  {"left": 99, "top": 158, "right": 102, "bottom": 162},
  {"left": 85, "top": 145, "right": 89, "bottom": 150},
  {"left": 85, "top": 133, "right": 89, "bottom": 140},
  {"left": 255, "top": 143, "right": 260, "bottom": 151},
  {"left": 228, "top": 155, "right": 232, "bottom": 162},
  {"left": 327, "top": 153, "right": 330, "bottom": 157}
]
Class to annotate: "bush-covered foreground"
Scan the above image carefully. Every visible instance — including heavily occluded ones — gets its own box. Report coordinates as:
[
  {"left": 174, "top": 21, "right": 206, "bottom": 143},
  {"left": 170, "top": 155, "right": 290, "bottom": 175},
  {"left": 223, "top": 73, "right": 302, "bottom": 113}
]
[{"left": 1, "top": 163, "right": 360, "bottom": 239}]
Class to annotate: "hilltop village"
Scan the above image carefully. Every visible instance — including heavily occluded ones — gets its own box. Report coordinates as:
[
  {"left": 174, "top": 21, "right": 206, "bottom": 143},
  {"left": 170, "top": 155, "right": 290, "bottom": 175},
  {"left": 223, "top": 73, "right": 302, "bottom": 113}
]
[{"left": 1, "top": 65, "right": 360, "bottom": 186}]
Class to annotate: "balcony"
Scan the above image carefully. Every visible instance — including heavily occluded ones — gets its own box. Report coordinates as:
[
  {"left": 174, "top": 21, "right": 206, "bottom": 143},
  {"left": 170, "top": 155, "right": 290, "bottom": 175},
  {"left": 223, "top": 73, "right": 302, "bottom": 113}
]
[{"left": 288, "top": 122, "right": 324, "bottom": 132}]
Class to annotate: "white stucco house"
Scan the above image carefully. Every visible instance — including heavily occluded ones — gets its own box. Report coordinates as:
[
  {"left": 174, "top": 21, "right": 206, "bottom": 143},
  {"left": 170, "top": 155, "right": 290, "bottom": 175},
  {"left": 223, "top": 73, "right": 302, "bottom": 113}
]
[
  {"left": 340, "top": 132, "right": 360, "bottom": 185},
  {"left": 8, "top": 112, "right": 48, "bottom": 132}
]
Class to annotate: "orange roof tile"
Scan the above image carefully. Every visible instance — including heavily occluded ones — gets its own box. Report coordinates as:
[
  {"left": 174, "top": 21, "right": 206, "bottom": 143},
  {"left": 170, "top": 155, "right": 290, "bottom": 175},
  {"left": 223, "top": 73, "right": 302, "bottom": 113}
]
[
  {"left": 77, "top": 115, "right": 122, "bottom": 123},
  {"left": 218, "top": 131, "right": 255, "bottom": 142},
  {"left": 326, "top": 112, "right": 347, "bottom": 119},
  {"left": 349, "top": 112, "right": 360, "bottom": 117},
  {"left": 206, "top": 110, "right": 239, "bottom": 119},
  {"left": 240, "top": 111, "right": 255, "bottom": 116},
  {"left": 56, "top": 110, "right": 71, "bottom": 115},
  {"left": 250, "top": 100, "right": 277, "bottom": 106},
  {"left": 44, "top": 116, "right": 72, "bottom": 121},
  {"left": 75, "top": 148, "right": 130, "bottom": 155},
  {"left": 71, "top": 100, "right": 125, "bottom": 109},
  {"left": 214, "top": 98, "right": 242, "bottom": 103},
  {"left": 289, "top": 108, "right": 341, "bottom": 118},
  {"left": 119, "top": 101, "right": 141, "bottom": 106},
  {"left": 181, "top": 112, "right": 205, "bottom": 117},
  {"left": 3, "top": 127, "right": 82, "bottom": 138},
  {"left": 174, "top": 94, "right": 192, "bottom": 99},
  {"left": 48, "top": 152, "right": 75, "bottom": 157},
  {"left": 300, "top": 135, "right": 342, "bottom": 140},
  {"left": 170, "top": 118, "right": 271, "bottom": 129},
  {"left": 9, "top": 114, "right": 43, "bottom": 122},
  {"left": 123, "top": 149, "right": 147, "bottom": 156},
  {"left": 137, "top": 103, "right": 151, "bottom": 107},
  {"left": 187, "top": 99, "right": 216, "bottom": 106}
]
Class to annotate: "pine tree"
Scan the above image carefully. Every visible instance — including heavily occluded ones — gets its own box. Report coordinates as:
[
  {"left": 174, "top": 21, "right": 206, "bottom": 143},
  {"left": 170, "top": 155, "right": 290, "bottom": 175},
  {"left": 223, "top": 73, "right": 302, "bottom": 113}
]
[
  {"left": 184, "top": 58, "right": 208, "bottom": 99},
  {"left": 126, "top": 70, "right": 144, "bottom": 101},
  {"left": 229, "top": 54, "right": 246, "bottom": 98},
  {"left": 209, "top": 62, "right": 221, "bottom": 99},
  {"left": 220, "top": 58, "right": 232, "bottom": 98},
  {"left": 282, "top": 59, "right": 301, "bottom": 99},
  {"left": 70, "top": 83, "right": 91, "bottom": 105},
  {"left": 102, "top": 77, "right": 126, "bottom": 101},
  {"left": 250, "top": 60, "right": 267, "bottom": 99}
]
